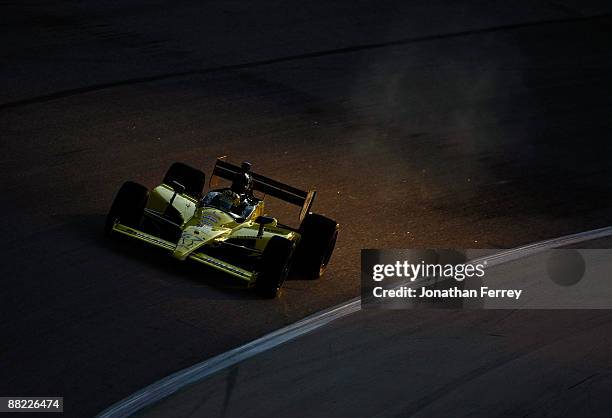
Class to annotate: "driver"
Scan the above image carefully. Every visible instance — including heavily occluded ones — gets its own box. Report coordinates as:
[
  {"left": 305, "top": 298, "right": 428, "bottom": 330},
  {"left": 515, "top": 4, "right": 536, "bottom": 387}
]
[
  {"left": 230, "top": 161, "right": 253, "bottom": 198},
  {"left": 200, "top": 162, "right": 254, "bottom": 216}
]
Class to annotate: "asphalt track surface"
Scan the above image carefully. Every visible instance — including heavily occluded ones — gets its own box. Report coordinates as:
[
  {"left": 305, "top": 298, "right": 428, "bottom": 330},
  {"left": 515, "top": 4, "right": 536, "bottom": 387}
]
[
  {"left": 140, "top": 310, "right": 612, "bottom": 418},
  {"left": 100, "top": 228, "right": 612, "bottom": 417},
  {"left": 2, "top": 1, "right": 612, "bottom": 416}
]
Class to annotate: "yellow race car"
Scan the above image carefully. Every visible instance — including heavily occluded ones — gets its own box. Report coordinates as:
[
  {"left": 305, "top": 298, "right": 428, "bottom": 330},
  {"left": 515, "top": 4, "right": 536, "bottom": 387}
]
[{"left": 105, "top": 159, "right": 339, "bottom": 297}]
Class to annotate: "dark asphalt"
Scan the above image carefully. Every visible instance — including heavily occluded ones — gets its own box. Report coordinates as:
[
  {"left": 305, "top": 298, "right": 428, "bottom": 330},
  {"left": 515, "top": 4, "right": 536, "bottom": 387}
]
[
  {"left": 141, "top": 309, "right": 612, "bottom": 418},
  {"left": 2, "top": 1, "right": 612, "bottom": 416}
]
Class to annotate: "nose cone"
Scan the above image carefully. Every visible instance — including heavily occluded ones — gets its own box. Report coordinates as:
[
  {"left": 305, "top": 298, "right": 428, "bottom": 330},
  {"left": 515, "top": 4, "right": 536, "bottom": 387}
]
[{"left": 173, "top": 226, "right": 227, "bottom": 260}]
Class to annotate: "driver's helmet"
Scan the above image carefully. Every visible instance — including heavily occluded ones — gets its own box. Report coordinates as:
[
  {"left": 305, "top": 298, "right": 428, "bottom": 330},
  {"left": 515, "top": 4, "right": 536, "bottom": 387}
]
[{"left": 231, "top": 162, "right": 253, "bottom": 195}]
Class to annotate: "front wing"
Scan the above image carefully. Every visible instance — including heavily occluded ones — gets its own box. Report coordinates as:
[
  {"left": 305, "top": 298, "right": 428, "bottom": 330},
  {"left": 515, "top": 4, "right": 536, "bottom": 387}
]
[{"left": 112, "top": 222, "right": 257, "bottom": 283}]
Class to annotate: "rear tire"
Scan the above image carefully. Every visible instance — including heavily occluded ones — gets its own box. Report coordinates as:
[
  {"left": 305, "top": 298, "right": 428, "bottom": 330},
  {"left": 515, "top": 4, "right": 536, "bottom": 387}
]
[
  {"left": 255, "top": 236, "right": 295, "bottom": 298},
  {"left": 105, "top": 181, "right": 149, "bottom": 236},
  {"left": 163, "top": 162, "right": 206, "bottom": 199},
  {"left": 294, "top": 213, "right": 339, "bottom": 279}
]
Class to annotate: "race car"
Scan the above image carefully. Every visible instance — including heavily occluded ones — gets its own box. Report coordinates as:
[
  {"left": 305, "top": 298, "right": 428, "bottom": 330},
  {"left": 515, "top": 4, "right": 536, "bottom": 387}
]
[{"left": 105, "top": 159, "right": 339, "bottom": 297}]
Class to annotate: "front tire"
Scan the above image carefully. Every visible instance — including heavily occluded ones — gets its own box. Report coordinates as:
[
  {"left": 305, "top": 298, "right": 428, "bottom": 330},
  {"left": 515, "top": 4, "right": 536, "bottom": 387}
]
[
  {"left": 255, "top": 236, "right": 296, "bottom": 298},
  {"left": 294, "top": 213, "right": 339, "bottom": 279},
  {"left": 105, "top": 181, "right": 149, "bottom": 236},
  {"left": 163, "top": 162, "right": 205, "bottom": 199}
]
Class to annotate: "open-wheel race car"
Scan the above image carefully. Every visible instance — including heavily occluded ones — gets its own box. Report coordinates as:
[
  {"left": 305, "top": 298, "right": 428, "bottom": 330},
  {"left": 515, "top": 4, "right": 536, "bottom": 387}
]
[{"left": 105, "top": 159, "right": 339, "bottom": 297}]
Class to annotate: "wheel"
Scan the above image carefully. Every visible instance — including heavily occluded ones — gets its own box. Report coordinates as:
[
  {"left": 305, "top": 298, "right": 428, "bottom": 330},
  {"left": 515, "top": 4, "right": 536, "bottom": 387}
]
[
  {"left": 105, "top": 181, "right": 149, "bottom": 235},
  {"left": 163, "top": 162, "right": 205, "bottom": 199},
  {"left": 255, "top": 236, "right": 296, "bottom": 298},
  {"left": 294, "top": 213, "right": 339, "bottom": 279}
]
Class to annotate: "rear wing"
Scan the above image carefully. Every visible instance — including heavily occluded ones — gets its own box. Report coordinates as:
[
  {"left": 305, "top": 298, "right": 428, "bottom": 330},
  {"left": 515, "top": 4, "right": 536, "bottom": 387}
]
[{"left": 211, "top": 159, "right": 316, "bottom": 222}]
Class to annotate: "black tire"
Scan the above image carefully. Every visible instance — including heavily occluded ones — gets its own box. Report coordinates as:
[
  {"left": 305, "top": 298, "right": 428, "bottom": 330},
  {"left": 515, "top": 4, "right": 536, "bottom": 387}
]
[
  {"left": 105, "top": 181, "right": 149, "bottom": 236},
  {"left": 163, "top": 162, "right": 205, "bottom": 199},
  {"left": 255, "top": 236, "right": 296, "bottom": 298},
  {"left": 294, "top": 213, "right": 339, "bottom": 279}
]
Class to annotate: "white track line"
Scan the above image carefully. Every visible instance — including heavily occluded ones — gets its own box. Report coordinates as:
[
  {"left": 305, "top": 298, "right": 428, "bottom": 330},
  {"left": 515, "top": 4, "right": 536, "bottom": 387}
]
[{"left": 97, "top": 225, "right": 612, "bottom": 418}]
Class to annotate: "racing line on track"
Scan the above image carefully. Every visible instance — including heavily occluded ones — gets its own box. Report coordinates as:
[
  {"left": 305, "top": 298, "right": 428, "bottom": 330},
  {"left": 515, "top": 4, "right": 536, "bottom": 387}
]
[
  {"left": 2, "top": 12, "right": 612, "bottom": 111},
  {"left": 97, "top": 225, "right": 612, "bottom": 417}
]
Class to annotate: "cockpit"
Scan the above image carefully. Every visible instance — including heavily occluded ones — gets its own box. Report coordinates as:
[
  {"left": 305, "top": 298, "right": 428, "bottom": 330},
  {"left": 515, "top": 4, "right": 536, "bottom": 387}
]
[{"left": 200, "top": 190, "right": 256, "bottom": 220}]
